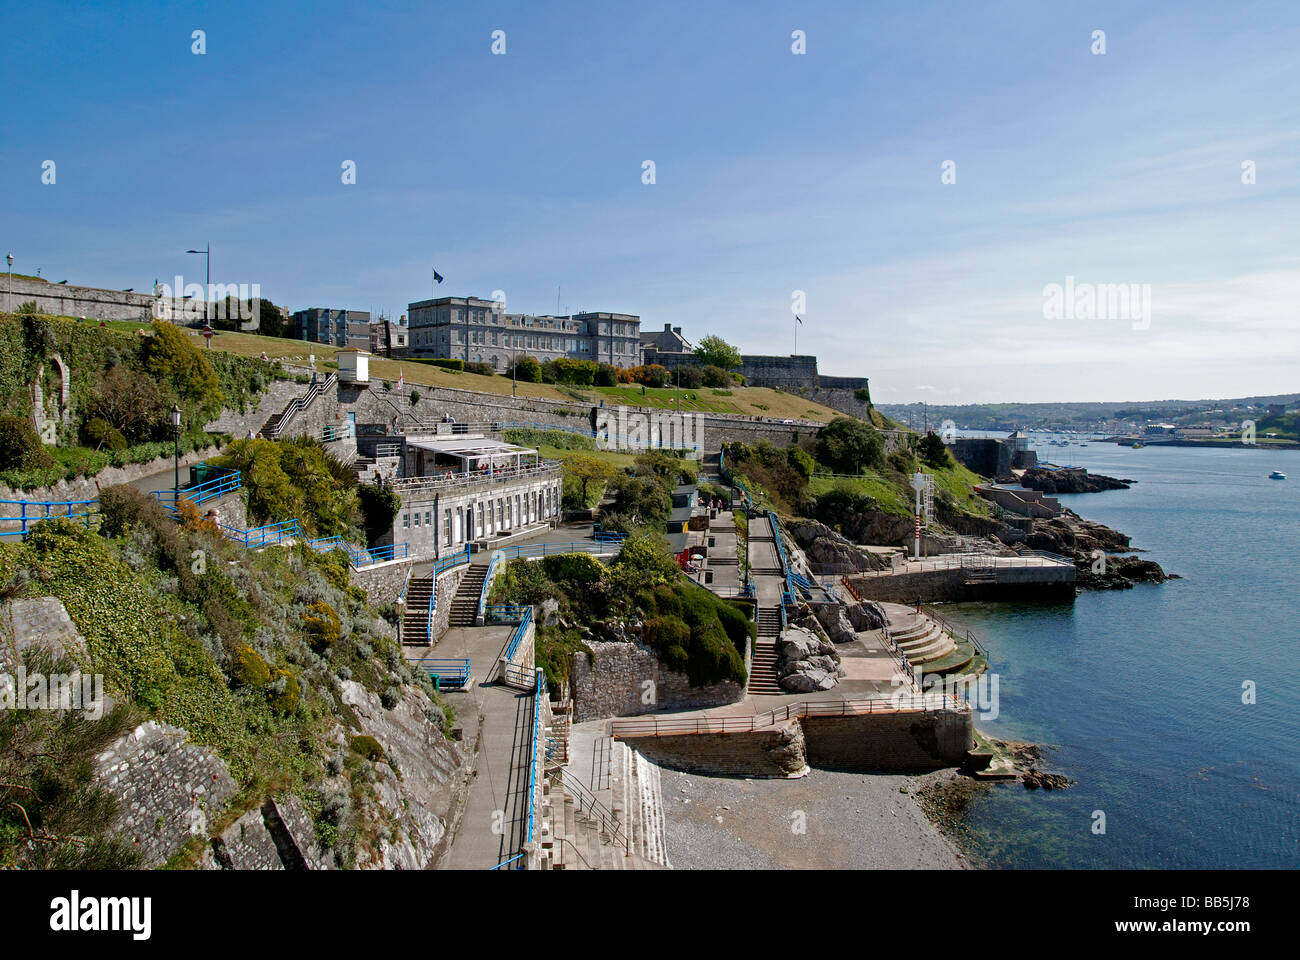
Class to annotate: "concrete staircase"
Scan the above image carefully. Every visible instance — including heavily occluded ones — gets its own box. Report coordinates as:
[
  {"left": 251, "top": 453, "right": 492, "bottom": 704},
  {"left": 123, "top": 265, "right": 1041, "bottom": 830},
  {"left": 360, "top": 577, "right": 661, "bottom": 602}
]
[
  {"left": 401, "top": 576, "right": 433, "bottom": 645},
  {"left": 889, "top": 611, "right": 957, "bottom": 664},
  {"left": 538, "top": 741, "right": 670, "bottom": 870},
  {"left": 448, "top": 562, "right": 489, "bottom": 627},
  {"left": 747, "top": 607, "right": 784, "bottom": 695}
]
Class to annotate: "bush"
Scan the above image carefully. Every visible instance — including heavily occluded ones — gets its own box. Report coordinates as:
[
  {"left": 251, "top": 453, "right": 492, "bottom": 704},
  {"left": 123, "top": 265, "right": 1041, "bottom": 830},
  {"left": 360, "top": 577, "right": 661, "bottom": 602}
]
[
  {"left": 509, "top": 355, "right": 542, "bottom": 383},
  {"left": 0, "top": 416, "right": 54, "bottom": 472},
  {"left": 700, "top": 364, "right": 728, "bottom": 387},
  {"left": 594, "top": 364, "right": 618, "bottom": 387},
  {"left": 464, "top": 361, "right": 497, "bottom": 377},
  {"left": 83, "top": 417, "right": 127, "bottom": 451},
  {"left": 674, "top": 365, "right": 704, "bottom": 389},
  {"left": 349, "top": 735, "right": 386, "bottom": 762},
  {"left": 232, "top": 643, "right": 272, "bottom": 688}
]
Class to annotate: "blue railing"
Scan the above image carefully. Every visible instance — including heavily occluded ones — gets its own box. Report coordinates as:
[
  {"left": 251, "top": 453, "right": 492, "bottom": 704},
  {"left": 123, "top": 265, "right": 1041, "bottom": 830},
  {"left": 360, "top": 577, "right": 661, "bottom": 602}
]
[
  {"left": 407, "top": 658, "right": 470, "bottom": 690},
  {"left": 525, "top": 669, "right": 543, "bottom": 857},
  {"left": 428, "top": 545, "right": 473, "bottom": 644},
  {"left": 305, "top": 536, "right": 409, "bottom": 567},
  {"left": 151, "top": 466, "right": 241, "bottom": 511},
  {"left": 492, "top": 540, "right": 622, "bottom": 563},
  {"left": 768, "top": 509, "right": 798, "bottom": 607},
  {"left": 0, "top": 498, "right": 99, "bottom": 539},
  {"left": 478, "top": 551, "right": 502, "bottom": 624},
  {"left": 592, "top": 530, "right": 627, "bottom": 545},
  {"left": 503, "top": 606, "right": 533, "bottom": 663},
  {"left": 220, "top": 518, "right": 300, "bottom": 547},
  {"left": 486, "top": 604, "right": 530, "bottom": 621}
]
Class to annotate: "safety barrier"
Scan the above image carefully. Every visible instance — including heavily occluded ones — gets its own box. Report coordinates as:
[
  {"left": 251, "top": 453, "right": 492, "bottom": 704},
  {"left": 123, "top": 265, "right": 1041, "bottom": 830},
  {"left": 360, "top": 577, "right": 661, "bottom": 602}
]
[
  {"left": 151, "top": 466, "right": 242, "bottom": 511},
  {"left": 407, "top": 658, "right": 470, "bottom": 690},
  {"left": 0, "top": 498, "right": 99, "bottom": 539},
  {"left": 610, "top": 692, "right": 970, "bottom": 737},
  {"left": 502, "top": 605, "right": 533, "bottom": 663},
  {"left": 428, "top": 545, "right": 474, "bottom": 644}
]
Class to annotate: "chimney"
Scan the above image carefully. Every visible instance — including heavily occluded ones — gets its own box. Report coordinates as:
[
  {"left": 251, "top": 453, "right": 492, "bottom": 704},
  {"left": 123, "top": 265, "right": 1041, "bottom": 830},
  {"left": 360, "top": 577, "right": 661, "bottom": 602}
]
[
  {"left": 664, "top": 323, "right": 672, "bottom": 331},
  {"left": 672, "top": 326, "right": 682, "bottom": 335}
]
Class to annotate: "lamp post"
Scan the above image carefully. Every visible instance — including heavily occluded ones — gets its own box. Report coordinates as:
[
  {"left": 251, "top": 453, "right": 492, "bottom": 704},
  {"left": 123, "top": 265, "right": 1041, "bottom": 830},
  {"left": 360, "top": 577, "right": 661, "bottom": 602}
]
[
  {"left": 6, "top": 253, "right": 12, "bottom": 313},
  {"left": 171, "top": 404, "right": 182, "bottom": 499},
  {"left": 186, "top": 244, "right": 210, "bottom": 327}
]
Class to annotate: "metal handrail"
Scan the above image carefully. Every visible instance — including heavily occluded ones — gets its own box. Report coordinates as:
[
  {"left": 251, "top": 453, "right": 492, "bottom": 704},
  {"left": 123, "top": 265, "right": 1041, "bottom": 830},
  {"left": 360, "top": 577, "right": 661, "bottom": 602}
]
[
  {"left": 428, "top": 545, "right": 473, "bottom": 644},
  {"left": 267, "top": 372, "right": 336, "bottom": 439},
  {"left": 478, "top": 550, "right": 502, "bottom": 623},
  {"left": 610, "top": 692, "right": 969, "bottom": 737},
  {"left": 503, "top": 606, "right": 533, "bottom": 663},
  {"left": 524, "top": 669, "right": 544, "bottom": 862},
  {"left": 387, "top": 461, "right": 562, "bottom": 496},
  {"left": 0, "top": 497, "right": 100, "bottom": 538},
  {"left": 546, "top": 766, "right": 631, "bottom": 854}
]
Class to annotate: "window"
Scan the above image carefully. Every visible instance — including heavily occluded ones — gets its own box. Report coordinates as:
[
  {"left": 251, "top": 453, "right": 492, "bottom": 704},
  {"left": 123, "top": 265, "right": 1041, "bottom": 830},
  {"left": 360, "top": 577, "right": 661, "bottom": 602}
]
[
  {"left": 413, "top": 512, "right": 420, "bottom": 527},
  {"left": 403, "top": 514, "right": 410, "bottom": 528},
  {"left": 425, "top": 511, "right": 432, "bottom": 526},
  {"left": 444, "top": 509, "right": 452, "bottom": 545},
  {"left": 497, "top": 499, "right": 503, "bottom": 527}
]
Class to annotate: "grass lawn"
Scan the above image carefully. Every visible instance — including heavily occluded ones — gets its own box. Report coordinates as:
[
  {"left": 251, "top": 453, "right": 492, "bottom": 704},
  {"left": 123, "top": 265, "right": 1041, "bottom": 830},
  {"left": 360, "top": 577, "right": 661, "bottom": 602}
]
[
  {"left": 90, "top": 321, "right": 848, "bottom": 423},
  {"left": 808, "top": 473, "right": 912, "bottom": 514}
]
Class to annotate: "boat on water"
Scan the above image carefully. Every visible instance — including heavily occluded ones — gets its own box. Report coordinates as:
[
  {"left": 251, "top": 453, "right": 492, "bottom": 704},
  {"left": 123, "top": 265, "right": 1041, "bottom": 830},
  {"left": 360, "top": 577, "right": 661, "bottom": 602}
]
[
  {"left": 1132, "top": 442, "right": 1145, "bottom": 449},
  {"left": 1269, "top": 470, "right": 1287, "bottom": 480}
]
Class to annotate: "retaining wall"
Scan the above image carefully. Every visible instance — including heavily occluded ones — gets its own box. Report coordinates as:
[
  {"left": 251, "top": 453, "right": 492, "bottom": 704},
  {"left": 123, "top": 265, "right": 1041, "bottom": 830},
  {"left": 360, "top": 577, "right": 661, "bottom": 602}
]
[
  {"left": 619, "top": 722, "right": 806, "bottom": 778},
  {"left": 571, "top": 640, "right": 746, "bottom": 723}
]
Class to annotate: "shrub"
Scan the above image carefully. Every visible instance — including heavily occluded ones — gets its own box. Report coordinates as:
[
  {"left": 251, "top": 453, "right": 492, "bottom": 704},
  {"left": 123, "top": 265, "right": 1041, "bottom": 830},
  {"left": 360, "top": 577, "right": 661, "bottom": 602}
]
[
  {"left": 816, "top": 417, "right": 884, "bottom": 474},
  {"left": 594, "top": 364, "right": 618, "bottom": 387},
  {"left": 674, "top": 365, "right": 703, "bottom": 389},
  {"left": 232, "top": 643, "right": 272, "bottom": 688},
  {"left": 83, "top": 417, "right": 128, "bottom": 451},
  {"left": 510, "top": 355, "right": 542, "bottom": 383},
  {"left": 0, "top": 416, "right": 54, "bottom": 472},
  {"left": 464, "top": 361, "right": 497, "bottom": 377},
  {"left": 303, "top": 601, "right": 342, "bottom": 652},
  {"left": 700, "top": 364, "right": 728, "bottom": 387},
  {"left": 349, "top": 735, "right": 386, "bottom": 762}
]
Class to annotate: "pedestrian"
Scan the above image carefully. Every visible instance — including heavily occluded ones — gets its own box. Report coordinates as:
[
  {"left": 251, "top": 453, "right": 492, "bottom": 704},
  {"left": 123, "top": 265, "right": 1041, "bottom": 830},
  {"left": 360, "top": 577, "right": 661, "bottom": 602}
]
[{"left": 914, "top": 596, "right": 922, "bottom": 614}]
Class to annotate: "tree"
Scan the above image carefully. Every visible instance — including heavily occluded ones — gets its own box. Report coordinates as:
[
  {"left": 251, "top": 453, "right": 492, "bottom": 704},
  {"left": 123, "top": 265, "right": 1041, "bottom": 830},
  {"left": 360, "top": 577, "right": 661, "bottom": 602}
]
[
  {"left": 815, "top": 417, "right": 884, "bottom": 474},
  {"left": 89, "top": 365, "right": 170, "bottom": 444},
  {"left": 562, "top": 454, "right": 618, "bottom": 507},
  {"left": 918, "top": 431, "right": 951, "bottom": 468},
  {"left": 693, "top": 335, "right": 742, "bottom": 371},
  {"left": 142, "top": 321, "right": 222, "bottom": 415}
]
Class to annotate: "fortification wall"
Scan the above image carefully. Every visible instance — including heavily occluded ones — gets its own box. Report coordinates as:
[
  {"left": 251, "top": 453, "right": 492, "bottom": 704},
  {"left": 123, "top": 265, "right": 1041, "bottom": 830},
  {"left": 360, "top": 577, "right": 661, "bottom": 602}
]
[
  {"left": 739, "top": 354, "right": 819, "bottom": 389},
  {"left": 847, "top": 565, "right": 1075, "bottom": 603}
]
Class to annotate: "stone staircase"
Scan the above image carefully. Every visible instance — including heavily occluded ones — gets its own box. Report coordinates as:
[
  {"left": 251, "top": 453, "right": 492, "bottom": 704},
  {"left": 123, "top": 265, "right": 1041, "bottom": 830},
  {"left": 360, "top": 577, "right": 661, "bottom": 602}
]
[
  {"left": 448, "top": 562, "right": 489, "bottom": 627},
  {"left": 260, "top": 373, "right": 336, "bottom": 439},
  {"left": 401, "top": 576, "right": 433, "bottom": 645}
]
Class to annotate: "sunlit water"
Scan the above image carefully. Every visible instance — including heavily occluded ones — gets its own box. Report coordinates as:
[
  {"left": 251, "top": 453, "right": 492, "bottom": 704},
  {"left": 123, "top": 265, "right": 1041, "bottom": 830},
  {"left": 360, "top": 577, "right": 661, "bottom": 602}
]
[{"left": 938, "top": 441, "right": 1299, "bottom": 868}]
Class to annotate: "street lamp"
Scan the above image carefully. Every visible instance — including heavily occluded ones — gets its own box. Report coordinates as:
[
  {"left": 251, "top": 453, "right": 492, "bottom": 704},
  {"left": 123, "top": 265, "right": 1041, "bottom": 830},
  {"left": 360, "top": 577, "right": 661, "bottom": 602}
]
[
  {"left": 6, "top": 253, "right": 12, "bottom": 313},
  {"left": 171, "top": 404, "right": 182, "bottom": 498},
  {"left": 186, "top": 244, "right": 210, "bottom": 327}
]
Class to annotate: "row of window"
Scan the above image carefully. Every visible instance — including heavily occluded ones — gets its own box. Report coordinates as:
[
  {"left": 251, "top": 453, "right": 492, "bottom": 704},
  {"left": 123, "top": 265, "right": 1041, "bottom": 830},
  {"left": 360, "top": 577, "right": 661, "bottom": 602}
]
[{"left": 400, "top": 486, "right": 560, "bottom": 544}]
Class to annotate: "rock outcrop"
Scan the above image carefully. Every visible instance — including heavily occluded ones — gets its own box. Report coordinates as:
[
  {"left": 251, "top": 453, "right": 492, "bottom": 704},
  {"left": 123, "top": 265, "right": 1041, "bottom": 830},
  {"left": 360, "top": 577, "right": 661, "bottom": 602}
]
[
  {"left": 1020, "top": 467, "right": 1133, "bottom": 494},
  {"left": 776, "top": 626, "right": 843, "bottom": 693}
]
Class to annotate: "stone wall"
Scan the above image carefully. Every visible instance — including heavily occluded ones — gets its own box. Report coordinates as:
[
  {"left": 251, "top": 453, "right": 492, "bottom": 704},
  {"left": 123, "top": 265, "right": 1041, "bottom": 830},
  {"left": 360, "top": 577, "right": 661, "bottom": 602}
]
[
  {"left": 422, "top": 563, "right": 469, "bottom": 644},
  {"left": 349, "top": 558, "right": 415, "bottom": 607},
  {"left": 800, "top": 710, "right": 973, "bottom": 771},
  {"left": 205, "top": 377, "right": 305, "bottom": 438},
  {"left": 847, "top": 565, "right": 1075, "bottom": 603},
  {"left": 0, "top": 445, "right": 223, "bottom": 511},
  {"left": 5, "top": 276, "right": 162, "bottom": 323},
  {"left": 619, "top": 722, "right": 806, "bottom": 778},
  {"left": 570, "top": 640, "right": 745, "bottom": 723},
  {"left": 739, "top": 354, "right": 819, "bottom": 389},
  {"left": 1, "top": 596, "right": 91, "bottom": 673},
  {"left": 94, "top": 721, "right": 241, "bottom": 868}
]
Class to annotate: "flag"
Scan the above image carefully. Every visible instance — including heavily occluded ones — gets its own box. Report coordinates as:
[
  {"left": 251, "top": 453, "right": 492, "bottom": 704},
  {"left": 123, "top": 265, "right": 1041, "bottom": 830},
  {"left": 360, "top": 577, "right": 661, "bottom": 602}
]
[
  {"left": 795, "top": 315, "right": 803, "bottom": 324},
  {"left": 396, "top": 368, "right": 404, "bottom": 389},
  {"left": 433, "top": 268, "right": 444, "bottom": 285}
]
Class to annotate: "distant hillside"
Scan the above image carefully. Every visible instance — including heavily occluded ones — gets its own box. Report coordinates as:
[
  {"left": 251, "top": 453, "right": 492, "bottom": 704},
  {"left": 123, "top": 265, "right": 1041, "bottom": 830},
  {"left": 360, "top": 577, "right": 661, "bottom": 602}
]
[{"left": 880, "top": 394, "right": 1300, "bottom": 433}]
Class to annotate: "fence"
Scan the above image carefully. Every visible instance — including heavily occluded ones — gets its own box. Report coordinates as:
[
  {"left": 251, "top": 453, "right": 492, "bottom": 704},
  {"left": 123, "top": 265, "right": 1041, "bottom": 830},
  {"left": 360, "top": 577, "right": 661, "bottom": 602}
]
[
  {"left": 428, "top": 545, "right": 474, "bottom": 643},
  {"left": 407, "top": 658, "right": 470, "bottom": 690},
  {"left": 386, "top": 461, "right": 562, "bottom": 496},
  {"left": 524, "top": 669, "right": 544, "bottom": 865},
  {"left": 921, "top": 605, "right": 990, "bottom": 660},
  {"left": 492, "top": 540, "right": 623, "bottom": 563},
  {"left": 0, "top": 498, "right": 100, "bottom": 539},
  {"left": 609, "top": 692, "right": 969, "bottom": 737},
  {"left": 151, "top": 466, "right": 242, "bottom": 512}
]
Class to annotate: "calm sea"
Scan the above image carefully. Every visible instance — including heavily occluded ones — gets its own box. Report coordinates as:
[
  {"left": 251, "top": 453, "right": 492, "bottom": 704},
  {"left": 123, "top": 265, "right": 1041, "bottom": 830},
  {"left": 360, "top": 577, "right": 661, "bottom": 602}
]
[{"left": 940, "top": 439, "right": 1299, "bottom": 868}]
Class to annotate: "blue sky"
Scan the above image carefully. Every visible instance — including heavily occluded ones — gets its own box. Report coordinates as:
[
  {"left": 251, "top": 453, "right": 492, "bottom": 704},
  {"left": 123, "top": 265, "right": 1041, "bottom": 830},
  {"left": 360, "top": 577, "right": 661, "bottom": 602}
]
[{"left": 3, "top": 0, "right": 1298, "bottom": 403}]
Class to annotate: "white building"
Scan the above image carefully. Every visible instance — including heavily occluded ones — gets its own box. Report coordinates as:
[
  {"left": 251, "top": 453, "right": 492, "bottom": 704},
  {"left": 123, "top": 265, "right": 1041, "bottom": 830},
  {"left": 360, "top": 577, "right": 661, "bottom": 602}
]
[{"left": 375, "top": 433, "right": 563, "bottom": 559}]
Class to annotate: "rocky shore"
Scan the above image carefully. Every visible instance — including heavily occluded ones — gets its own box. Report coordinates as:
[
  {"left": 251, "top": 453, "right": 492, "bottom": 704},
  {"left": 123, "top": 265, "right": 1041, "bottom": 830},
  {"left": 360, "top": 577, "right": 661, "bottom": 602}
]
[{"left": 1016, "top": 466, "right": 1134, "bottom": 494}]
